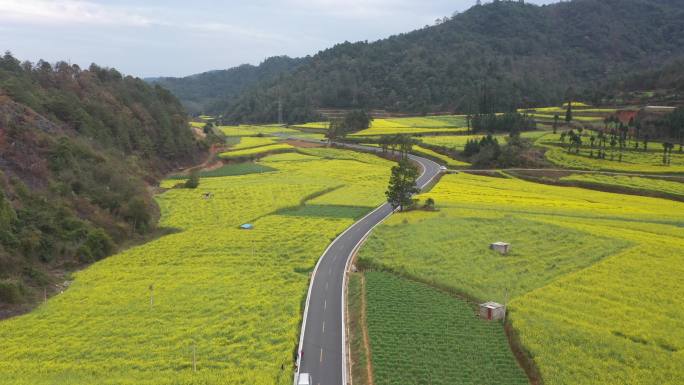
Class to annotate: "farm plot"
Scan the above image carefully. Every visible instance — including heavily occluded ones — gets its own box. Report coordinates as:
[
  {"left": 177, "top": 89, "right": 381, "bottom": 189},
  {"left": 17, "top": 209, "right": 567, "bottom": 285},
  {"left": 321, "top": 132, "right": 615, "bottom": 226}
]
[
  {"left": 168, "top": 163, "right": 276, "bottom": 179},
  {"left": 537, "top": 133, "right": 684, "bottom": 173},
  {"left": 218, "top": 125, "right": 300, "bottom": 137},
  {"left": 560, "top": 174, "right": 684, "bottom": 198},
  {"left": 0, "top": 149, "right": 394, "bottom": 385},
  {"left": 411, "top": 145, "right": 470, "bottom": 167},
  {"left": 228, "top": 136, "right": 280, "bottom": 150},
  {"left": 350, "top": 117, "right": 468, "bottom": 137},
  {"left": 219, "top": 143, "right": 294, "bottom": 159},
  {"left": 363, "top": 272, "right": 527, "bottom": 385},
  {"left": 420, "top": 131, "right": 548, "bottom": 151},
  {"left": 358, "top": 173, "right": 684, "bottom": 385}
]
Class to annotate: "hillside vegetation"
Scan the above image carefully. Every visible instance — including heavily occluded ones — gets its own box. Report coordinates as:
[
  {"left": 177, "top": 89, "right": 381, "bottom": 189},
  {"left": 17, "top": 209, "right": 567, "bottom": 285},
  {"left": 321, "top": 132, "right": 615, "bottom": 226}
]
[
  {"left": 0, "top": 53, "right": 202, "bottom": 312},
  {"left": 149, "top": 56, "right": 305, "bottom": 115},
  {"left": 161, "top": 0, "right": 684, "bottom": 122}
]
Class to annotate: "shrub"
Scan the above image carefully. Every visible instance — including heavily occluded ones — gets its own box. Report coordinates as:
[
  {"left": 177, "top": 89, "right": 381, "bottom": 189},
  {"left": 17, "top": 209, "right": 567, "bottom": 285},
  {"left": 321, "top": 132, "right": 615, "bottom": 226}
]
[
  {"left": 0, "top": 279, "right": 27, "bottom": 304},
  {"left": 184, "top": 171, "right": 200, "bottom": 189}
]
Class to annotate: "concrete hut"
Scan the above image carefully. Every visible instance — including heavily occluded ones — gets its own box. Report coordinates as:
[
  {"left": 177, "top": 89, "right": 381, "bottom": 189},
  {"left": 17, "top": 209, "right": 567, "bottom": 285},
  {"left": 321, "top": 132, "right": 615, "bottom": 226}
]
[
  {"left": 490, "top": 242, "right": 511, "bottom": 254},
  {"left": 479, "top": 302, "right": 505, "bottom": 321}
]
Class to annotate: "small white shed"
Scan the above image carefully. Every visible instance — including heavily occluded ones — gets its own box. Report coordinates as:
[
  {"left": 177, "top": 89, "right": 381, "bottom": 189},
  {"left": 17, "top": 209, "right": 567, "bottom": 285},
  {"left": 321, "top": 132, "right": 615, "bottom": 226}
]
[
  {"left": 490, "top": 242, "right": 511, "bottom": 254},
  {"left": 479, "top": 302, "right": 505, "bottom": 321}
]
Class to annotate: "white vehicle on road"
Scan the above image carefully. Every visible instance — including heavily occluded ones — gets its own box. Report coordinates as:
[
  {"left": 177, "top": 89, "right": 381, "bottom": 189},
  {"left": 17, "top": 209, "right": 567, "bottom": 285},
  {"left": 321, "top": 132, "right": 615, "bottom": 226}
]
[
  {"left": 439, "top": 166, "right": 448, "bottom": 172},
  {"left": 297, "top": 373, "right": 311, "bottom": 385}
]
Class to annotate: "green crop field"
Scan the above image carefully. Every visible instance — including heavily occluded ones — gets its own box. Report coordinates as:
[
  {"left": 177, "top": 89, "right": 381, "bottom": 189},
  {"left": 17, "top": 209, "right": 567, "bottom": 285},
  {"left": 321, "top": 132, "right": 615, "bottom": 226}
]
[
  {"left": 0, "top": 149, "right": 394, "bottom": 385},
  {"left": 537, "top": 133, "right": 684, "bottom": 173},
  {"left": 362, "top": 271, "right": 527, "bottom": 385},
  {"left": 358, "top": 173, "right": 684, "bottom": 385},
  {"left": 560, "top": 174, "right": 684, "bottom": 198}
]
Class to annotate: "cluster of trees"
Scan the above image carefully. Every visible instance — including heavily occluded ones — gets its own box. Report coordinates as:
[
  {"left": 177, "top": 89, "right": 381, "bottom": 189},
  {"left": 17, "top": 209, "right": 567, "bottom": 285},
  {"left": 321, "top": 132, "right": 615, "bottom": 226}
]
[
  {"left": 325, "top": 110, "right": 373, "bottom": 142},
  {"left": 0, "top": 52, "right": 202, "bottom": 307},
  {"left": 558, "top": 107, "right": 683, "bottom": 165},
  {"left": 463, "top": 135, "right": 499, "bottom": 157},
  {"left": 462, "top": 133, "right": 541, "bottom": 168},
  {"left": 469, "top": 112, "right": 536, "bottom": 134},
  {"left": 158, "top": 0, "right": 684, "bottom": 123},
  {"left": 377, "top": 135, "right": 416, "bottom": 159}
]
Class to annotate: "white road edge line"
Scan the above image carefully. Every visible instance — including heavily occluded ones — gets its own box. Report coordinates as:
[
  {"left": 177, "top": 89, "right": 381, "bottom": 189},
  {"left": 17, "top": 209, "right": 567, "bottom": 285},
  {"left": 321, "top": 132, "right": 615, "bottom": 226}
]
[
  {"left": 295, "top": 202, "right": 390, "bottom": 384},
  {"left": 295, "top": 141, "right": 442, "bottom": 385}
]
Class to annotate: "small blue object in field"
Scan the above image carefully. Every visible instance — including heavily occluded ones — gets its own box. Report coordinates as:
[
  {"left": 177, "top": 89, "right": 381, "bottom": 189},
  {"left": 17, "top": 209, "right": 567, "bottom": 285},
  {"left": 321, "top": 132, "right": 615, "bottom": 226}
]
[{"left": 240, "top": 223, "right": 254, "bottom": 230}]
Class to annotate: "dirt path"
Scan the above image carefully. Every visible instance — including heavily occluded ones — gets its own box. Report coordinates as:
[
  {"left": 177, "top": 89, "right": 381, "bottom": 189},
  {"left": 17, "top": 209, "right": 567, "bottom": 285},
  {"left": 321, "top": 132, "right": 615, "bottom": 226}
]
[
  {"left": 359, "top": 274, "right": 375, "bottom": 385},
  {"left": 452, "top": 167, "right": 684, "bottom": 179}
]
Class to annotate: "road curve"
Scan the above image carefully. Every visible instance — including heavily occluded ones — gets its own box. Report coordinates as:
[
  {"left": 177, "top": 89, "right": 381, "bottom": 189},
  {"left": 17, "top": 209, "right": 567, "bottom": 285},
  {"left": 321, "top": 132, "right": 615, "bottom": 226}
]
[{"left": 296, "top": 145, "right": 442, "bottom": 385}]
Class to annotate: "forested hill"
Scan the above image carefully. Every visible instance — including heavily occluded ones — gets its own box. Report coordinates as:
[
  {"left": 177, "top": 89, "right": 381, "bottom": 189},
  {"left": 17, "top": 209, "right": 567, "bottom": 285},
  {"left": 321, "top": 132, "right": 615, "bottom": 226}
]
[
  {"left": 148, "top": 56, "right": 306, "bottom": 115},
  {"left": 191, "top": 0, "right": 683, "bottom": 123},
  {"left": 0, "top": 53, "right": 202, "bottom": 313}
]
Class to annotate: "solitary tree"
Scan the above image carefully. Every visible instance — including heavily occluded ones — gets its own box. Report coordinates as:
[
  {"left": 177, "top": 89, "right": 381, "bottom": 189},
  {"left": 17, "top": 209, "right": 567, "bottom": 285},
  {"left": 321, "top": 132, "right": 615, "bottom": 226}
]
[
  {"left": 565, "top": 101, "right": 573, "bottom": 123},
  {"left": 185, "top": 170, "right": 200, "bottom": 189},
  {"left": 385, "top": 159, "right": 420, "bottom": 211},
  {"left": 325, "top": 119, "right": 343, "bottom": 145},
  {"left": 553, "top": 114, "right": 560, "bottom": 134}
]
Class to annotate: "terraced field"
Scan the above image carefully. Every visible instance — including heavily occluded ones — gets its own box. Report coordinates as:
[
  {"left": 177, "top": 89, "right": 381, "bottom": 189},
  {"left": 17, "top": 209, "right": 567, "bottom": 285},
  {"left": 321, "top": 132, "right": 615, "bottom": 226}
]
[
  {"left": 537, "top": 133, "right": 684, "bottom": 173},
  {"left": 219, "top": 143, "right": 294, "bottom": 159},
  {"left": 363, "top": 272, "right": 527, "bottom": 385},
  {"left": 560, "top": 174, "right": 684, "bottom": 198},
  {"left": 358, "top": 173, "right": 684, "bottom": 385},
  {"left": 218, "top": 125, "right": 300, "bottom": 137},
  {"left": 420, "top": 131, "right": 548, "bottom": 151},
  {"left": 0, "top": 149, "right": 394, "bottom": 385},
  {"left": 349, "top": 116, "right": 468, "bottom": 137}
]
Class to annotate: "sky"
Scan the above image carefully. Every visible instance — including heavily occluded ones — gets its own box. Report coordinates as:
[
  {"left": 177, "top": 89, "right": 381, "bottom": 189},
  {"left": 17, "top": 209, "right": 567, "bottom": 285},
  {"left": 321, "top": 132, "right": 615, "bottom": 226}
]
[{"left": 0, "top": 0, "right": 555, "bottom": 78}]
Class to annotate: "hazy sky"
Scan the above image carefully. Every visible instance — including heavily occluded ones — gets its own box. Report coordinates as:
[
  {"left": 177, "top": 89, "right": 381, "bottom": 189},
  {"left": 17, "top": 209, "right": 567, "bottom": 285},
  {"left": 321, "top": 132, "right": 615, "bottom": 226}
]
[{"left": 0, "top": 0, "right": 555, "bottom": 78}]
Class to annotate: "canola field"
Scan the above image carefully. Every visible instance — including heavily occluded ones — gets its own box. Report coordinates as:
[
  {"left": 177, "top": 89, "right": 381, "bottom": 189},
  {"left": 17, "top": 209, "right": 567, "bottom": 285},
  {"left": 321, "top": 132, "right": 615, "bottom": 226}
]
[
  {"left": 411, "top": 145, "right": 470, "bottom": 168},
  {"left": 350, "top": 116, "right": 468, "bottom": 137},
  {"left": 219, "top": 143, "right": 294, "bottom": 159},
  {"left": 358, "top": 173, "right": 684, "bottom": 385},
  {"left": 0, "top": 149, "right": 394, "bottom": 385},
  {"left": 420, "top": 131, "right": 548, "bottom": 151},
  {"left": 218, "top": 125, "right": 300, "bottom": 137},
  {"left": 363, "top": 271, "right": 527, "bottom": 385}
]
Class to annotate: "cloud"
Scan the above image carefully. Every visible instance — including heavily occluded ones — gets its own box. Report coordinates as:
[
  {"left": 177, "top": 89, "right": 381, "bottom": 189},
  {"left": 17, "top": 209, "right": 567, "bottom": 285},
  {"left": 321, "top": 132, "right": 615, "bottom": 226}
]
[{"left": 0, "top": 0, "right": 153, "bottom": 26}]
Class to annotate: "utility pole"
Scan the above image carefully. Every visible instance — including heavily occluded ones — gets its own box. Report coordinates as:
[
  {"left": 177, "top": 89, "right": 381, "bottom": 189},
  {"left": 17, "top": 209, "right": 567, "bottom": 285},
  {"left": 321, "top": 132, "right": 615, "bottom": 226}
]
[
  {"left": 193, "top": 342, "right": 197, "bottom": 372},
  {"left": 278, "top": 97, "right": 283, "bottom": 126},
  {"left": 149, "top": 284, "right": 154, "bottom": 308}
]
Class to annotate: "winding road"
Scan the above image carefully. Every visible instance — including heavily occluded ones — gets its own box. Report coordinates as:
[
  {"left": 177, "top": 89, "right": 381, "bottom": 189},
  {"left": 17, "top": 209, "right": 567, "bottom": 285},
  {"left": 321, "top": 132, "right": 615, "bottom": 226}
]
[{"left": 295, "top": 145, "right": 442, "bottom": 385}]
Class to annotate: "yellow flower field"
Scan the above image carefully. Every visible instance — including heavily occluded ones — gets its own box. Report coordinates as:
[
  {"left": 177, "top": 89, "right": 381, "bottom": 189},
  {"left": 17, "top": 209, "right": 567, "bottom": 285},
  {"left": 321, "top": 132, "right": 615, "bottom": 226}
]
[
  {"left": 359, "top": 172, "right": 684, "bottom": 385},
  {"left": 219, "top": 143, "right": 294, "bottom": 159},
  {"left": 0, "top": 149, "right": 394, "bottom": 385}
]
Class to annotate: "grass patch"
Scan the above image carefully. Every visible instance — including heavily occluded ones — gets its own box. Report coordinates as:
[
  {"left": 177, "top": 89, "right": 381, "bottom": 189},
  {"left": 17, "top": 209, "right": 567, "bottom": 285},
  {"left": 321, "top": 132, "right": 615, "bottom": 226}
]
[{"left": 168, "top": 163, "right": 277, "bottom": 179}]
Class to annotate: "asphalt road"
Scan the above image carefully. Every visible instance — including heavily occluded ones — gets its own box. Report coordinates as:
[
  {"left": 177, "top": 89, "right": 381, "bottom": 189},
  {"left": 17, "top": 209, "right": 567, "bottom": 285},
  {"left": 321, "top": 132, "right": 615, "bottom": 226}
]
[{"left": 296, "top": 146, "right": 442, "bottom": 385}]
